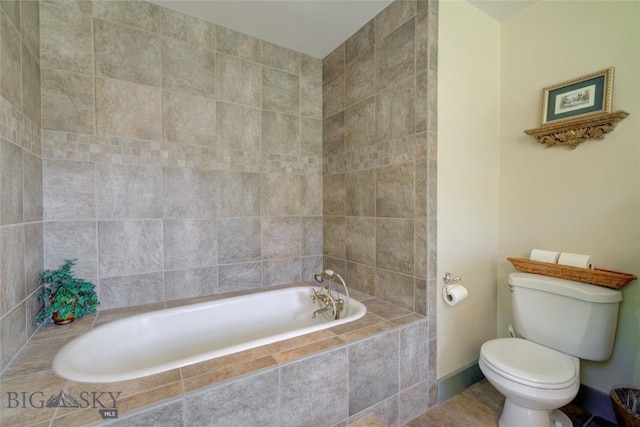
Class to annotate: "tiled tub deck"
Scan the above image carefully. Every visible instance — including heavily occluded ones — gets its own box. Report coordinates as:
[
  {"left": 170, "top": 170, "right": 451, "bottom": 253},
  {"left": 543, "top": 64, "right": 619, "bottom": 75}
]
[{"left": 1, "top": 284, "right": 431, "bottom": 427}]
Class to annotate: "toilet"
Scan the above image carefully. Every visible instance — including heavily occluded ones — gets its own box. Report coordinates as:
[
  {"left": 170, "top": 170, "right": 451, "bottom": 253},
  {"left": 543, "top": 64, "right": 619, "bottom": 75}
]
[{"left": 480, "top": 272, "right": 622, "bottom": 427}]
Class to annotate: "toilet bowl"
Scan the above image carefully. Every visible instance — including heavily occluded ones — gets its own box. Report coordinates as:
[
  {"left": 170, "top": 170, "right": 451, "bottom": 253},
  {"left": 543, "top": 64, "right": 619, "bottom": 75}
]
[
  {"left": 479, "top": 338, "right": 580, "bottom": 427},
  {"left": 480, "top": 273, "right": 622, "bottom": 427}
]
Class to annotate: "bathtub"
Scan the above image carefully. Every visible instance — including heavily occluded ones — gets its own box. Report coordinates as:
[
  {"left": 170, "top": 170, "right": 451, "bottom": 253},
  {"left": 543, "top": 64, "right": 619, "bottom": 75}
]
[{"left": 53, "top": 286, "right": 366, "bottom": 383}]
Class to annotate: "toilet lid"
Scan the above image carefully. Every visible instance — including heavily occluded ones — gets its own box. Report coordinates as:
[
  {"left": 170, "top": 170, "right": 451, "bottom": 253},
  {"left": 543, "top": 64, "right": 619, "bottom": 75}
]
[{"left": 480, "top": 338, "right": 576, "bottom": 390}]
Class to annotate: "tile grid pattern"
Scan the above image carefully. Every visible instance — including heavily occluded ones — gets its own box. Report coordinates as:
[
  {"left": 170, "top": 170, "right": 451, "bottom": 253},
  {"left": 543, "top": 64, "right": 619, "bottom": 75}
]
[
  {"left": 0, "top": 0, "right": 44, "bottom": 376},
  {"left": 1, "top": 287, "right": 430, "bottom": 427},
  {"left": 322, "top": 0, "right": 439, "bottom": 407},
  {"left": 39, "top": 3, "right": 322, "bottom": 176},
  {"left": 42, "top": 129, "right": 321, "bottom": 174},
  {"left": 0, "top": 1, "right": 442, "bottom": 423},
  {"left": 1, "top": 97, "right": 41, "bottom": 158},
  {"left": 37, "top": 0, "right": 325, "bottom": 312}
]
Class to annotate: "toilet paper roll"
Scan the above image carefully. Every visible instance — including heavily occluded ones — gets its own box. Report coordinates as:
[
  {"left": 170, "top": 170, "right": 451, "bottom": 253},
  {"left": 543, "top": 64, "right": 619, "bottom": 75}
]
[
  {"left": 442, "top": 284, "right": 468, "bottom": 306},
  {"left": 558, "top": 252, "right": 593, "bottom": 269},
  {"left": 529, "top": 249, "right": 561, "bottom": 264}
]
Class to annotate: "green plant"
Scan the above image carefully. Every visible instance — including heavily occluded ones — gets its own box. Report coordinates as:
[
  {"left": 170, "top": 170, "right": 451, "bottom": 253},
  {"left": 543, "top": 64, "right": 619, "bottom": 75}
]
[{"left": 34, "top": 259, "right": 100, "bottom": 325}]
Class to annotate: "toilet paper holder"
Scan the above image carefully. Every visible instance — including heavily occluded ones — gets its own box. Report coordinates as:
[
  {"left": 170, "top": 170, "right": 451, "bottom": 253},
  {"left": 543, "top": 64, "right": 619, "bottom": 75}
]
[{"left": 443, "top": 272, "right": 461, "bottom": 285}]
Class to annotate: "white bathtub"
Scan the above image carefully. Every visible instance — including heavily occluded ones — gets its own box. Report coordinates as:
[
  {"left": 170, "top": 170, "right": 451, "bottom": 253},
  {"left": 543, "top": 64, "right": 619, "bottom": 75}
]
[{"left": 53, "top": 286, "right": 366, "bottom": 383}]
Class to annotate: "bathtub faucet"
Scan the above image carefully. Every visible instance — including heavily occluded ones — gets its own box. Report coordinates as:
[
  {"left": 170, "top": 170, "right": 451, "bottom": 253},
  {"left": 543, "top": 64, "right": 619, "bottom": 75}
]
[
  {"left": 311, "top": 269, "right": 350, "bottom": 320},
  {"left": 311, "top": 287, "right": 344, "bottom": 319}
]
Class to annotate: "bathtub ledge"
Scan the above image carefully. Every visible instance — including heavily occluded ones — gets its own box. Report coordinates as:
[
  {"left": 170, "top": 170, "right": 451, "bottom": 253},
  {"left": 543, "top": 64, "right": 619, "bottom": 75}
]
[{"left": 0, "top": 283, "right": 424, "bottom": 427}]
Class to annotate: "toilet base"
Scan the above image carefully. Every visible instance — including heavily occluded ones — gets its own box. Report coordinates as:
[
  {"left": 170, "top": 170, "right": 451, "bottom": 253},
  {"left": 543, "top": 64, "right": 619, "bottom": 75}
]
[{"left": 499, "top": 399, "right": 572, "bottom": 427}]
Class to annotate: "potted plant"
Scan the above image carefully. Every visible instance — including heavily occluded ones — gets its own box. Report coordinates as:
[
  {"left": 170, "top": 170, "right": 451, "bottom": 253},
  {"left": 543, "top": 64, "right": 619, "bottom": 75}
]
[{"left": 34, "top": 259, "right": 100, "bottom": 325}]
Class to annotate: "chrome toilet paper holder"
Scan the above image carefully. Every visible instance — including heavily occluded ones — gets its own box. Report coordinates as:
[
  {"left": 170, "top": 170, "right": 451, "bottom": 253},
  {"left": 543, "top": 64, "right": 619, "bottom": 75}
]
[{"left": 443, "top": 272, "right": 461, "bottom": 285}]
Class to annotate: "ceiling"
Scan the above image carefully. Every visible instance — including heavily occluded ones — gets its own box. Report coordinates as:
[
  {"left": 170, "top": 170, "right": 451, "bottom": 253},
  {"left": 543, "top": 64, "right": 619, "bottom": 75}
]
[
  {"left": 151, "top": 0, "right": 536, "bottom": 59},
  {"left": 469, "top": 0, "right": 537, "bottom": 23}
]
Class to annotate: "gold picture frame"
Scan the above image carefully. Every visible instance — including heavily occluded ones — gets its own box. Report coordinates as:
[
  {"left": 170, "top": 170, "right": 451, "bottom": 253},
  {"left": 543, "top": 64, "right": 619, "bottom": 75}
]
[{"left": 540, "top": 67, "right": 614, "bottom": 125}]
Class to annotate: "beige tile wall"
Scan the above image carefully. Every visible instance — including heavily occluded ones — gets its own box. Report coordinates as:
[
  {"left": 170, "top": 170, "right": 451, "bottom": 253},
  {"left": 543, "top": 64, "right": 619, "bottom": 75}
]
[
  {"left": 38, "top": 0, "right": 323, "bottom": 311},
  {"left": 0, "top": 0, "right": 43, "bottom": 373},
  {"left": 1, "top": 289, "right": 430, "bottom": 426},
  {"left": 1, "top": 3, "right": 439, "bottom": 414},
  {"left": 322, "top": 0, "right": 438, "bottom": 405},
  {"left": 322, "top": 0, "right": 437, "bottom": 312}
]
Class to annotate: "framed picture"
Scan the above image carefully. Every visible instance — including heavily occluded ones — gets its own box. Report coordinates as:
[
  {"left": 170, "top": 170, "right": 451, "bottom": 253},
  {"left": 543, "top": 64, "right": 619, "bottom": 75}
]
[{"left": 540, "top": 67, "right": 614, "bottom": 125}]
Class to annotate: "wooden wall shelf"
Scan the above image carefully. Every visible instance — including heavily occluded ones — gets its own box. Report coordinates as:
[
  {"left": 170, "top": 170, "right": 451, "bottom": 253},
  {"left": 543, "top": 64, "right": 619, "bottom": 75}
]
[{"left": 524, "top": 110, "right": 629, "bottom": 149}]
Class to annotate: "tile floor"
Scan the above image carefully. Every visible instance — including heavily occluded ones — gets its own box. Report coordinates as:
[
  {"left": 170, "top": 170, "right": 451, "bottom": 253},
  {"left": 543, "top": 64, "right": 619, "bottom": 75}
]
[{"left": 404, "top": 379, "right": 617, "bottom": 427}]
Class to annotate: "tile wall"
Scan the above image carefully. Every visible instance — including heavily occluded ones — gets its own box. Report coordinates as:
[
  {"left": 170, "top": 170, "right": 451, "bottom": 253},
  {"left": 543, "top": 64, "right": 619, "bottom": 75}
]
[
  {"left": 0, "top": 0, "right": 43, "bottom": 373},
  {"left": 38, "top": 1, "right": 324, "bottom": 311},
  {"left": 1, "top": 290, "right": 430, "bottom": 426},
  {"left": 322, "top": 0, "right": 438, "bottom": 405},
  {"left": 322, "top": 0, "right": 438, "bottom": 400},
  {"left": 118, "top": 321, "right": 431, "bottom": 427},
  {"left": 1, "top": 1, "right": 440, "bottom": 416}
]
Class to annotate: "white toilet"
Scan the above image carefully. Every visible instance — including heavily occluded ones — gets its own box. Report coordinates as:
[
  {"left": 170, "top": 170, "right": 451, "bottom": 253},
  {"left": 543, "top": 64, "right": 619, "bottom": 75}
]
[{"left": 479, "top": 272, "right": 622, "bottom": 427}]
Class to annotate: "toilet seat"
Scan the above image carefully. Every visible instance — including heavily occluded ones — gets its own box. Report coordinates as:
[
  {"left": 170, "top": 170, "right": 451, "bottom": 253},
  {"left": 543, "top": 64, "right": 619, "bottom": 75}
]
[{"left": 481, "top": 338, "right": 577, "bottom": 390}]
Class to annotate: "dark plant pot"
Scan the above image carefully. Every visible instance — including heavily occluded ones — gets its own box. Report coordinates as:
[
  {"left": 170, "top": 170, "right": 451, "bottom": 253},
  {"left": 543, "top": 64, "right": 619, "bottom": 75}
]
[{"left": 52, "top": 310, "right": 75, "bottom": 325}]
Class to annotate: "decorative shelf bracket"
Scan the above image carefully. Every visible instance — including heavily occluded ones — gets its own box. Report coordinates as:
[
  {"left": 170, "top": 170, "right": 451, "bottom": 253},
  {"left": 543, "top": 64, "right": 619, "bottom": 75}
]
[{"left": 524, "top": 110, "right": 629, "bottom": 149}]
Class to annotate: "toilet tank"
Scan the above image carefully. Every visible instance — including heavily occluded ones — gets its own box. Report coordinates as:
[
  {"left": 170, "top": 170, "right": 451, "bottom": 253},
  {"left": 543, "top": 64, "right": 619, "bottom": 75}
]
[{"left": 509, "top": 272, "right": 622, "bottom": 361}]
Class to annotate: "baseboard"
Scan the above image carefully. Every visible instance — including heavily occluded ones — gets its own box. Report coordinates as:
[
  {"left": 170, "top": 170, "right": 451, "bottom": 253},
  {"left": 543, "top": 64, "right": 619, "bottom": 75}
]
[
  {"left": 437, "top": 362, "right": 616, "bottom": 423},
  {"left": 437, "top": 360, "right": 484, "bottom": 404},
  {"left": 573, "top": 383, "right": 616, "bottom": 424}
]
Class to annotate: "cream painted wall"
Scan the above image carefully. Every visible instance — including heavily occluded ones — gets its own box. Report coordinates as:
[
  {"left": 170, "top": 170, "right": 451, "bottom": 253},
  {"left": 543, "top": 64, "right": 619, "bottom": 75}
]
[
  {"left": 498, "top": 1, "right": 640, "bottom": 392},
  {"left": 437, "top": 0, "right": 500, "bottom": 379},
  {"left": 439, "top": 0, "right": 640, "bottom": 392}
]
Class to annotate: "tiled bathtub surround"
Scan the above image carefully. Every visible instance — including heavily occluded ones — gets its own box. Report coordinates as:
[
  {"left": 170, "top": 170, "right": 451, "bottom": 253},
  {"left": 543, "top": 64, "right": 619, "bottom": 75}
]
[
  {"left": 322, "top": 0, "right": 437, "bottom": 314},
  {"left": 40, "top": 2, "right": 322, "bottom": 175},
  {"left": 0, "top": 1, "right": 43, "bottom": 375},
  {"left": 38, "top": 0, "right": 324, "bottom": 311},
  {"left": 0, "top": 286, "right": 430, "bottom": 427},
  {"left": 0, "top": 0, "right": 441, "bottom": 422},
  {"left": 42, "top": 161, "right": 324, "bottom": 309},
  {"left": 322, "top": 0, "right": 438, "bottom": 404}
]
